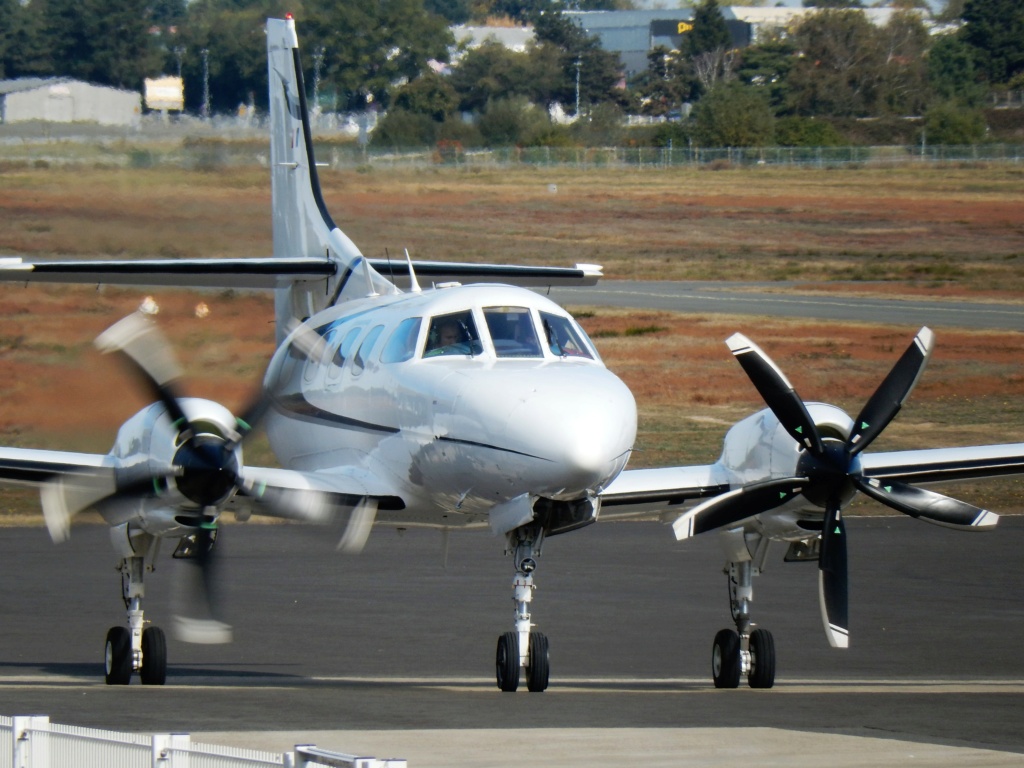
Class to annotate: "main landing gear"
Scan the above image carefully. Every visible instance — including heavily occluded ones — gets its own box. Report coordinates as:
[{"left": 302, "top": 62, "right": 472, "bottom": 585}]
[
  {"left": 104, "top": 527, "right": 167, "bottom": 685},
  {"left": 711, "top": 531, "right": 776, "bottom": 689},
  {"left": 496, "top": 524, "right": 549, "bottom": 692}
]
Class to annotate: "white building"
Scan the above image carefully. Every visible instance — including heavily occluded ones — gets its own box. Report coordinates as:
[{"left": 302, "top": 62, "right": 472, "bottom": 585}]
[{"left": 0, "top": 78, "right": 141, "bottom": 126}]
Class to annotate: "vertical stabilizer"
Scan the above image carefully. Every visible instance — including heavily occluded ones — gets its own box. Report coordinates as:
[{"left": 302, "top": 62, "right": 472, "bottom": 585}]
[{"left": 266, "top": 17, "right": 395, "bottom": 338}]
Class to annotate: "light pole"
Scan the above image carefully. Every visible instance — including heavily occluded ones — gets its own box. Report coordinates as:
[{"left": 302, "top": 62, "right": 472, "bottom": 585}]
[{"left": 201, "top": 48, "right": 210, "bottom": 119}]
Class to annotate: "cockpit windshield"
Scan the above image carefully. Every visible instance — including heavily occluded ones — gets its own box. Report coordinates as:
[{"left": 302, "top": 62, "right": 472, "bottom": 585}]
[
  {"left": 424, "top": 311, "right": 483, "bottom": 357},
  {"left": 541, "top": 312, "right": 594, "bottom": 359},
  {"left": 421, "top": 306, "right": 596, "bottom": 361},
  {"left": 485, "top": 306, "right": 542, "bottom": 358}
]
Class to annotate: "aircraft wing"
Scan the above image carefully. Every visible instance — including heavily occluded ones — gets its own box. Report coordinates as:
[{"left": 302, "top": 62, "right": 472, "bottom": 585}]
[
  {"left": 0, "top": 446, "right": 404, "bottom": 524},
  {"left": 0, "top": 256, "right": 601, "bottom": 290},
  {"left": 597, "top": 464, "right": 730, "bottom": 521},
  {"left": 0, "top": 447, "right": 115, "bottom": 487},
  {"left": 859, "top": 443, "right": 1024, "bottom": 485},
  {"left": 367, "top": 259, "right": 603, "bottom": 287},
  {"left": 0, "top": 256, "right": 335, "bottom": 289}
]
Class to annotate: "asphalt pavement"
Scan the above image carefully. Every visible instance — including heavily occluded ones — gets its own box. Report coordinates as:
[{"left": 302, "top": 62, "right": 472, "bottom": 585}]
[{"left": 1, "top": 518, "right": 1023, "bottom": 765}]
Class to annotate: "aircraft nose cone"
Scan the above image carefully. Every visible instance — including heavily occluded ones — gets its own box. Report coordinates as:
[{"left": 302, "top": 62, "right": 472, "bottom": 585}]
[{"left": 504, "top": 367, "right": 637, "bottom": 496}]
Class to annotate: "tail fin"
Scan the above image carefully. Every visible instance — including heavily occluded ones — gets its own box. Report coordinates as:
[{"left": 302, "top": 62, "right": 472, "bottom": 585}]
[{"left": 266, "top": 17, "right": 395, "bottom": 336}]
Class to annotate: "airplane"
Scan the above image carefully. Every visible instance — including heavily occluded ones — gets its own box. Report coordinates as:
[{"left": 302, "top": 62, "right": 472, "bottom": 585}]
[{"left": 0, "top": 15, "right": 1022, "bottom": 692}]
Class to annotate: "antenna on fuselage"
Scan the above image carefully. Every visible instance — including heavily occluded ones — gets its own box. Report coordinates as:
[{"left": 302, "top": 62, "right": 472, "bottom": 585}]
[{"left": 405, "top": 249, "right": 422, "bottom": 293}]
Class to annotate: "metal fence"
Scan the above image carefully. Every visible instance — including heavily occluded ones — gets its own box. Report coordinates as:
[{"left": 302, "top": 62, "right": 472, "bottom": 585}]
[
  {"left": 0, "top": 716, "right": 406, "bottom": 768},
  {"left": 1, "top": 126, "right": 1023, "bottom": 171}
]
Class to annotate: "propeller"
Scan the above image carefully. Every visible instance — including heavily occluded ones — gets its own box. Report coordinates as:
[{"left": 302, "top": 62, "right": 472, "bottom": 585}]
[
  {"left": 676, "top": 327, "right": 997, "bottom": 649},
  {"left": 41, "top": 312, "right": 378, "bottom": 643}
]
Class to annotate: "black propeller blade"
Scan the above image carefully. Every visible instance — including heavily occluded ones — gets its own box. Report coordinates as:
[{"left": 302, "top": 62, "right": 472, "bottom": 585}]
[
  {"left": 710, "top": 327, "right": 996, "bottom": 648},
  {"left": 818, "top": 502, "right": 848, "bottom": 648},
  {"left": 847, "top": 327, "right": 934, "bottom": 457},
  {"left": 726, "top": 333, "right": 824, "bottom": 457},
  {"left": 672, "top": 478, "right": 808, "bottom": 540}
]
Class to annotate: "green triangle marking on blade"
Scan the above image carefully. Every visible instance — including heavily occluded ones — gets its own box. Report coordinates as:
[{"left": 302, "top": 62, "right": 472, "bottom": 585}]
[
  {"left": 861, "top": 421, "right": 869, "bottom": 429},
  {"left": 834, "top": 526, "right": 842, "bottom": 535},
  {"left": 795, "top": 426, "right": 803, "bottom": 434},
  {"left": 884, "top": 485, "right": 893, "bottom": 493},
  {"left": 779, "top": 492, "right": 788, "bottom": 499}
]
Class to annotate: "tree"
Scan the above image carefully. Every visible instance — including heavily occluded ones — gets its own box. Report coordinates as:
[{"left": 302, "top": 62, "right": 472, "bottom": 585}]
[
  {"left": 632, "top": 46, "right": 697, "bottom": 117},
  {"left": 302, "top": 0, "right": 453, "bottom": 110},
  {"left": 870, "top": 11, "right": 930, "bottom": 116},
  {"left": 922, "top": 101, "right": 986, "bottom": 145},
  {"left": 533, "top": 10, "right": 625, "bottom": 113},
  {"left": 785, "top": 9, "right": 878, "bottom": 116},
  {"left": 449, "top": 41, "right": 538, "bottom": 112},
  {"left": 174, "top": 0, "right": 283, "bottom": 113},
  {"left": 393, "top": 72, "right": 459, "bottom": 121},
  {"left": 28, "top": 0, "right": 163, "bottom": 89},
  {"left": 693, "top": 82, "right": 774, "bottom": 147},
  {"left": 736, "top": 33, "right": 797, "bottom": 113},
  {"left": 961, "top": 0, "right": 1024, "bottom": 86},
  {"left": 927, "top": 34, "right": 986, "bottom": 107},
  {"left": 687, "top": 0, "right": 731, "bottom": 58}
]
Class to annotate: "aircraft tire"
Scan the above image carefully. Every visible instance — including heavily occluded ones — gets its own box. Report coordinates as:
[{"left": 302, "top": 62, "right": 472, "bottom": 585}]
[
  {"left": 496, "top": 632, "right": 520, "bottom": 692},
  {"left": 104, "top": 627, "right": 132, "bottom": 686},
  {"left": 140, "top": 626, "right": 168, "bottom": 686},
  {"left": 748, "top": 628, "right": 776, "bottom": 689},
  {"left": 526, "top": 631, "right": 549, "bottom": 692},
  {"left": 711, "top": 628, "right": 741, "bottom": 689}
]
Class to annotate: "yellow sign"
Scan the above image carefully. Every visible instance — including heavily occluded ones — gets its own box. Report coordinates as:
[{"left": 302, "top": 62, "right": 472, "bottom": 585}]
[{"left": 677, "top": 21, "right": 694, "bottom": 34}]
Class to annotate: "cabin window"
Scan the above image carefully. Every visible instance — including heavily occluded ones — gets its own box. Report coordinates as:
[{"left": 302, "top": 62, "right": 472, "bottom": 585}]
[
  {"left": 353, "top": 325, "right": 385, "bottom": 374},
  {"left": 540, "top": 312, "right": 594, "bottom": 359},
  {"left": 423, "top": 311, "right": 482, "bottom": 358},
  {"left": 484, "top": 306, "right": 542, "bottom": 358},
  {"left": 327, "top": 326, "right": 363, "bottom": 380},
  {"left": 381, "top": 317, "right": 422, "bottom": 364}
]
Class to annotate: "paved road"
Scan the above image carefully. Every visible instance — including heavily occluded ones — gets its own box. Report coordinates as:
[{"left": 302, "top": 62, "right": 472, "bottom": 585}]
[
  {"left": 546, "top": 281, "right": 1024, "bottom": 331},
  {"left": 1, "top": 518, "right": 1023, "bottom": 763}
]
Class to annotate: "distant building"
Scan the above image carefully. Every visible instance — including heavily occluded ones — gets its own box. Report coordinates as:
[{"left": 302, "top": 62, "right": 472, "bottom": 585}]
[
  {"left": 566, "top": 6, "right": 912, "bottom": 76},
  {"left": 451, "top": 25, "right": 536, "bottom": 56},
  {"left": 0, "top": 78, "right": 141, "bottom": 126}
]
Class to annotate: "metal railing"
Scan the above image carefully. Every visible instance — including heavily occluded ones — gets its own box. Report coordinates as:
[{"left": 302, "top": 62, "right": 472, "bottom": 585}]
[{"left": 0, "top": 716, "right": 406, "bottom": 768}]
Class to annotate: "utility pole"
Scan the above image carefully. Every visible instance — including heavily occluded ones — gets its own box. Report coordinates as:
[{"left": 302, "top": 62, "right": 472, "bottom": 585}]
[
  {"left": 201, "top": 48, "right": 210, "bottom": 119},
  {"left": 575, "top": 57, "right": 581, "bottom": 117}
]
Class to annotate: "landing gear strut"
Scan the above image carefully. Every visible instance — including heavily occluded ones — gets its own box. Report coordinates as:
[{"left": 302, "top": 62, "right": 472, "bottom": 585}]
[
  {"left": 711, "top": 531, "right": 776, "bottom": 689},
  {"left": 105, "top": 526, "right": 166, "bottom": 685},
  {"left": 496, "top": 524, "right": 549, "bottom": 692}
]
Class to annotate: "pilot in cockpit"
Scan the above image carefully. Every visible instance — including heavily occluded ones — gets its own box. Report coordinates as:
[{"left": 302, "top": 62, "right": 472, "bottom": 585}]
[{"left": 425, "top": 313, "right": 478, "bottom": 357}]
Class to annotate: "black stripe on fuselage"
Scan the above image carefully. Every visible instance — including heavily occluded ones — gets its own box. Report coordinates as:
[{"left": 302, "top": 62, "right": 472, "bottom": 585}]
[
  {"left": 436, "top": 435, "right": 550, "bottom": 462},
  {"left": 273, "top": 394, "right": 401, "bottom": 435},
  {"left": 272, "top": 396, "right": 550, "bottom": 462}
]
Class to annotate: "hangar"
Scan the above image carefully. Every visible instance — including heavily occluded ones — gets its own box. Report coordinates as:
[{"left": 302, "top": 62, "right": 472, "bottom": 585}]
[{"left": 0, "top": 78, "right": 141, "bottom": 126}]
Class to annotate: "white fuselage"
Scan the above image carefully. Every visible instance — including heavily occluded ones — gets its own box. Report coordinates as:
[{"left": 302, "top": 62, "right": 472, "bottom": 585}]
[{"left": 263, "top": 282, "right": 638, "bottom": 528}]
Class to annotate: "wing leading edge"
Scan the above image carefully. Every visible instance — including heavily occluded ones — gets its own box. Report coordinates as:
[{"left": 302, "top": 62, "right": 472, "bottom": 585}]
[{"left": 0, "top": 256, "right": 601, "bottom": 290}]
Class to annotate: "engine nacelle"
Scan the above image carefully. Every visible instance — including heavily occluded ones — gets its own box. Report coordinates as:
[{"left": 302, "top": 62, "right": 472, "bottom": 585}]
[
  {"left": 105, "top": 397, "right": 244, "bottom": 535},
  {"left": 717, "top": 403, "right": 855, "bottom": 541}
]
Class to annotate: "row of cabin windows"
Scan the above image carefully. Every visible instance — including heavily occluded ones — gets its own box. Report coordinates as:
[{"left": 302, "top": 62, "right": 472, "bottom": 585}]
[{"left": 310, "top": 306, "right": 595, "bottom": 379}]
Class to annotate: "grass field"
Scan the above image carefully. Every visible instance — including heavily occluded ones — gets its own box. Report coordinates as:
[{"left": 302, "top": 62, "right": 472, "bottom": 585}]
[{"left": 0, "top": 161, "right": 1021, "bottom": 518}]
